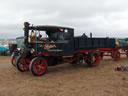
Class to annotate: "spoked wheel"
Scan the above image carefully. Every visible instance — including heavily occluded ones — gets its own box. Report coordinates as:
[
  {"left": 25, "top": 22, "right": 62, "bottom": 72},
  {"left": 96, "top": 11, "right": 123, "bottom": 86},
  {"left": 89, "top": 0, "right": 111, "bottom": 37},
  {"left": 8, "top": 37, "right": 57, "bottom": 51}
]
[
  {"left": 16, "top": 56, "right": 30, "bottom": 72},
  {"left": 86, "top": 52, "right": 99, "bottom": 67},
  {"left": 29, "top": 57, "right": 48, "bottom": 76},
  {"left": 114, "top": 51, "right": 120, "bottom": 61},
  {"left": 11, "top": 56, "right": 16, "bottom": 67}
]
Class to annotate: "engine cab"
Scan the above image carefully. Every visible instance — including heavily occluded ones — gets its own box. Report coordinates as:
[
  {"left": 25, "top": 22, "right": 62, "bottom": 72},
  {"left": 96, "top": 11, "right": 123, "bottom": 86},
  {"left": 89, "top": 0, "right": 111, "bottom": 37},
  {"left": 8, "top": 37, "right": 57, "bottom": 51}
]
[{"left": 24, "top": 22, "right": 74, "bottom": 56}]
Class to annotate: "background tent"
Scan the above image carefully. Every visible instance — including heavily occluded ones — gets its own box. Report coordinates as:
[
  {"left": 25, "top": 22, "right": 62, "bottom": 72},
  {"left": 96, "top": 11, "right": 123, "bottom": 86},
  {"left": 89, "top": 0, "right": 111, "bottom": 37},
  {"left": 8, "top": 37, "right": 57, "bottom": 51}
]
[{"left": 0, "top": 46, "right": 8, "bottom": 51}]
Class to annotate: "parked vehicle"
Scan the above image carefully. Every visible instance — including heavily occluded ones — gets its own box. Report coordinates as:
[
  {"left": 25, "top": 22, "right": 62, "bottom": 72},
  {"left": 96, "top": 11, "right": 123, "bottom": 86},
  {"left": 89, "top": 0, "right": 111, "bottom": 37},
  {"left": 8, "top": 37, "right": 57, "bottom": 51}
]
[
  {"left": 15, "top": 22, "right": 117, "bottom": 76},
  {"left": 10, "top": 36, "right": 24, "bottom": 67},
  {"left": 0, "top": 46, "right": 10, "bottom": 56}
]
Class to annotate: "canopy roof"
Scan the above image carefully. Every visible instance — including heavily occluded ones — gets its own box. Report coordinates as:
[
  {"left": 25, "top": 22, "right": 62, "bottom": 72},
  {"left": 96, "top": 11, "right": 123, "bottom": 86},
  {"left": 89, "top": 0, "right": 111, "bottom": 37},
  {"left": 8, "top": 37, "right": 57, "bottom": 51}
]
[{"left": 29, "top": 25, "right": 74, "bottom": 31}]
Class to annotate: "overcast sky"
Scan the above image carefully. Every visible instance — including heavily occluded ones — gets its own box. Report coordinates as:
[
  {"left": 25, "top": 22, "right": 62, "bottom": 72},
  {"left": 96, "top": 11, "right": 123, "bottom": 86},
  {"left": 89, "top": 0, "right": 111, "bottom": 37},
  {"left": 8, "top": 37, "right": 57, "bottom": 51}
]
[{"left": 0, "top": 0, "right": 128, "bottom": 39}]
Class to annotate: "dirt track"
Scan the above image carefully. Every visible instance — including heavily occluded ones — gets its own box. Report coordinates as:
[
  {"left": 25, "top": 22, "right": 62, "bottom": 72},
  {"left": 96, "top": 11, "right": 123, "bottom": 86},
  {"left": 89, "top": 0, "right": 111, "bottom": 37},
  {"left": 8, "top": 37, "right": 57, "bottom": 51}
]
[{"left": 0, "top": 56, "right": 128, "bottom": 96}]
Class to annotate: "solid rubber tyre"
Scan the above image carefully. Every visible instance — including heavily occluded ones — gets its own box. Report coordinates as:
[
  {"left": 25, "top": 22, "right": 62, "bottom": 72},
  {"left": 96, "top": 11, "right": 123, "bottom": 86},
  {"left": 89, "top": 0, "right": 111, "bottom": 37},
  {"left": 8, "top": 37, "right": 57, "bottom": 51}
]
[
  {"left": 29, "top": 57, "right": 48, "bottom": 76},
  {"left": 86, "top": 52, "right": 99, "bottom": 67},
  {"left": 16, "top": 56, "right": 29, "bottom": 72}
]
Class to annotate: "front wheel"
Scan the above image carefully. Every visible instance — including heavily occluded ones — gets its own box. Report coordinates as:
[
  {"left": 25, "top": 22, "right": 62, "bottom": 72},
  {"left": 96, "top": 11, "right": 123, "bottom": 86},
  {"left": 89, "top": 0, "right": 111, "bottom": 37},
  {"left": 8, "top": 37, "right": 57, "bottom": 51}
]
[
  {"left": 16, "top": 56, "right": 29, "bottom": 72},
  {"left": 29, "top": 57, "right": 48, "bottom": 76}
]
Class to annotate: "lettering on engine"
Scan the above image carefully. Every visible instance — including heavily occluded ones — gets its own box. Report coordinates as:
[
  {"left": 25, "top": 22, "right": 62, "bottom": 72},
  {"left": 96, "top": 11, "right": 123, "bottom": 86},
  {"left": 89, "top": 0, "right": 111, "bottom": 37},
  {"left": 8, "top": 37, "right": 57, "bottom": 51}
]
[{"left": 38, "top": 44, "right": 56, "bottom": 50}]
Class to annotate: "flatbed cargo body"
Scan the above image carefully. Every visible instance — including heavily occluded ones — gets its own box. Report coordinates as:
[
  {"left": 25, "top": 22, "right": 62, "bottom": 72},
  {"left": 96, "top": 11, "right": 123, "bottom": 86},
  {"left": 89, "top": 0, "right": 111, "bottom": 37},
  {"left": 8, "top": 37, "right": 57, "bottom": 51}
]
[{"left": 30, "top": 37, "right": 115, "bottom": 56}]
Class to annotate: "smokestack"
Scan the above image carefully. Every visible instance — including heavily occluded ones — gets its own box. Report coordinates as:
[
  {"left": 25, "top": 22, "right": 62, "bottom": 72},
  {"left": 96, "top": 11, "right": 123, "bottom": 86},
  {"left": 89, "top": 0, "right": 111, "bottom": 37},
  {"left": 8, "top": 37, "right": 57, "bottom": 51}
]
[{"left": 90, "top": 33, "right": 92, "bottom": 38}]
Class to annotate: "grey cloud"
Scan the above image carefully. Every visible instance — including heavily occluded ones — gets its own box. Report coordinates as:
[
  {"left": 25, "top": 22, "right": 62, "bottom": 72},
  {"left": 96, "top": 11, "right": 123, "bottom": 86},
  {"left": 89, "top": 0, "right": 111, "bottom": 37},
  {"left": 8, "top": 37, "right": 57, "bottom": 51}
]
[{"left": 0, "top": 0, "right": 128, "bottom": 38}]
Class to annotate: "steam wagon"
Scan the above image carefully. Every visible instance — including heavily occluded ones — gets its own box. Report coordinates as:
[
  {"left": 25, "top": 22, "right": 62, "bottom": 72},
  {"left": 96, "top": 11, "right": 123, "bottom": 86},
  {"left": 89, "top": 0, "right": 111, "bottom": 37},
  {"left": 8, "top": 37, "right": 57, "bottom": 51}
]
[{"left": 16, "top": 22, "right": 115, "bottom": 76}]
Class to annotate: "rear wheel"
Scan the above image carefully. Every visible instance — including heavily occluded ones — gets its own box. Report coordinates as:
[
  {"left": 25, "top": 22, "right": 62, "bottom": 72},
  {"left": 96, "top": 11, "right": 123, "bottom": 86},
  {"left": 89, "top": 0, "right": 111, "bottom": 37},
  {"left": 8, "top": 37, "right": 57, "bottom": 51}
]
[
  {"left": 114, "top": 51, "right": 120, "bottom": 61},
  {"left": 86, "top": 52, "right": 99, "bottom": 67},
  {"left": 16, "top": 56, "right": 29, "bottom": 72},
  {"left": 29, "top": 57, "right": 48, "bottom": 76}
]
